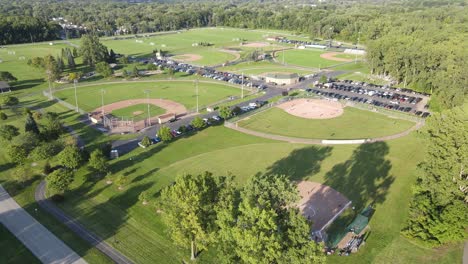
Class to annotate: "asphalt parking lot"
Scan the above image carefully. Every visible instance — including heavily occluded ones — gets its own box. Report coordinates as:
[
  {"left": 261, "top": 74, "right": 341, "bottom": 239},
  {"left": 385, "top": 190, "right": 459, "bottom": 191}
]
[{"left": 308, "top": 80, "right": 431, "bottom": 117}]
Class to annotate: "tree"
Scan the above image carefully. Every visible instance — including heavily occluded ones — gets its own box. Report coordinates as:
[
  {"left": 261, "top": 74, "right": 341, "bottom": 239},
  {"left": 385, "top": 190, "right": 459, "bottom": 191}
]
[
  {"left": 72, "top": 47, "right": 78, "bottom": 58},
  {"left": 167, "top": 67, "right": 174, "bottom": 78},
  {"left": 46, "top": 168, "right": 74, "bottom": 194},
  {"left": 404, "top": 107, "right": 468, "bottom": 246},
  {"left": 12, "top": 166, "right": 31, "bottom": 186},
  {"left": 31, "top": 142, "right": 62, "bottom": 160},
  {"left": 109, "top": 49, "right": 117, "bottom": 63},
  {"left": 58, "top": 145, "right": 83, "bottom": 169},
  {"left": 138, "top": 190, "right": 150, "bottom": 205},
  {"left": 0, "top": 125, "right": 19, "bottom": 140},
  {"left": 88, "top": 149, "right": 108, "bottom": 174},
  {"left": 319, "top": 75, "right": 327, "bottom": 83},
  {"left": 216, "top": 173, "right": 325, "bottom": 263},
  {"left": 0, "top": 71, "right": 17, "bottom": 82},
  {"left": 115, "top": 175, "right": 127, "bottom": 190},
  {"left": 218, "top": 106, "right": 232, "bottom": 120},
  {"left": 7, "top": 145, "right": 28, "bottom": 164},
  {"left": 232, "top": 106, "right": 242, "bottom": 116},
  {"left": 79, "top": 34, "right": 109, "bottom": 67},
  {"left": 140, "top": 136, "right": 152, "bottom": 148},
  {"left": 157, "top": 126, "right": 173, "bottom": 142},
  {"left": 132, "top": 65, "right": 139, "bottom": 78},
  {"left": 95, "top": 61, "right": 113, "bottom": 78},
  {"left": 160, "top": 172, "right": 229, "bottom": 260},
  {"left": 2, "top": 96, "right": 19, "bottom": 106},
  {"left": 118, "top": 55, "right": 129, "bottom": 64},
  {"left": 121, "top": 70, "right": 129, "bottom": 79},
  {"left": 44, "top": 55, "right": 61, "bottom": 84},
  {"left": 41, "top": 112, "right": 63, "bottom": 140},
  {"left": 0, "top": 112, "right": 7, "bottom": 120},
  {"left": 24, "top": 113, "right": 40, "bottom": 135},
  {"left": 191, "top": 117, "right": 205, "bottom": 129}
]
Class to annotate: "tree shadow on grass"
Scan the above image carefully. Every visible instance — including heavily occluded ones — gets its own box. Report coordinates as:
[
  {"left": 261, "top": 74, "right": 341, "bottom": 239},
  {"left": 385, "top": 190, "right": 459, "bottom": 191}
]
[
  {"left": 132, "top": 167, "right": 159, "bottom": 183},
  {"left": 11, "top": 78, "right": 44, "bottom": 91},
  {"left": 264, "top": 145, "right": 333, "bottom": 181},
  {"left": 324, "top": 142, "right": 394, "bottom": 212}
]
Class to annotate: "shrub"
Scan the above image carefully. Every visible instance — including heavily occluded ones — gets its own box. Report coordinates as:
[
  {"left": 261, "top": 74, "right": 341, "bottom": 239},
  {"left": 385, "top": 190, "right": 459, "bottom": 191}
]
[
  {"left": 140, "top": 136, "right": 152, "bottom": 148},
  {"left": 0, "top": 112, "right": 7, "bottom": 120}
]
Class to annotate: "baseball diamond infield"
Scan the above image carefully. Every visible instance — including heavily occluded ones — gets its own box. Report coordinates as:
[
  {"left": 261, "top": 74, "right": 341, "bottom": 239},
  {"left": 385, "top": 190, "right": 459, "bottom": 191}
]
[
  {"left": 91, "top": 98, "right": 187, "bottom": 131},
  {"left": 171, "top": 54, "right": 203, "bottom": 62},
  {"left": 296, "top": 181, "right": 351, "bottom": 232},
  {"left": 320, "top": 52, "right": 353, "bottom": 62},
  {"left": 277, "top": 99, "right": 344, "bottom": 119}
]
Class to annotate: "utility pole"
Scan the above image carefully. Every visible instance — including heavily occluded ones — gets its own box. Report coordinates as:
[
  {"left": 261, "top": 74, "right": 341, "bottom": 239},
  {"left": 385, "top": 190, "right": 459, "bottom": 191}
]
[
  {"left": 100, "top": 89, "right": 106, "bottom": 117},
  {"left": 195, "top": 79, "right": 199, "bottom": 113},
  {"left": 241, "top": 72, "right": 244, "bottom": 99},
  {"left": 144, "top": 90, "right": 151, "bottom": 126},
  {"left": 355, "top": 31, "right": 361, "bottom": 64},
  {"left": 74, "top": 79, "right": 79, "bottom": 112}
]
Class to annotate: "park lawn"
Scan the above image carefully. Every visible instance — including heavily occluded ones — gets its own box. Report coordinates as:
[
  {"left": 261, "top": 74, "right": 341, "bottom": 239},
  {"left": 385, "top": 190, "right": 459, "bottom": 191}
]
[
  {"left": 54, "top": 80, "right": 242, "bottom": 112},
  {"left": 238, "top": 106, "right": 415, "bottom": 139},
  {"left": 0, "top": 224, "right": 40, "bottom": 264},
  {"left": 219, "top": 61, "right": 315, "bottom": 75},
  {"left": 282, "top": 49, "right": 341, "bottom": 68},
  {"left": 0, "top": 97, "right": 112, "bottom": 264},
  {"left": 110, "top": 104, "right": 165, "bottom": 121},
  {"left": 331, "top": 61, "right": 370, "bottom": 73}
]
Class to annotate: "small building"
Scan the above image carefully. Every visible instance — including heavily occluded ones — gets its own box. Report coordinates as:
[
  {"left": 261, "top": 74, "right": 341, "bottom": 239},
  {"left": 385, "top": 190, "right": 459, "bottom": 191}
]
[
  {"left": 0, "top": 81, "right": 11, "bottom": 93},
  {"left": 265, "top": 73, "right": 300, "bottom": 85},
  {"left": 158, "top": 113, "right": 176, "bottom": 124}
]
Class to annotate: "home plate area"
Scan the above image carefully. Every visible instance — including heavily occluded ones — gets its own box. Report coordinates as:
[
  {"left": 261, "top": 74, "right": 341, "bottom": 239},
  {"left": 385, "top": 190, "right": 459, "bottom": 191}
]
[{"left": 296, "top": 181, "right": 351, "bottom": 241}]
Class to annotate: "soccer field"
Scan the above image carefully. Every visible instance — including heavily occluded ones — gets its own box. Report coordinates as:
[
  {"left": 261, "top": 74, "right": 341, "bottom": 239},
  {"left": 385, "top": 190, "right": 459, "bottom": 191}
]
[
  {"left": 237, "top": 106, "right": 415, "bottom": 139},
  {"left": 54, "top": 80, "right": 242, "bottom": 112}
]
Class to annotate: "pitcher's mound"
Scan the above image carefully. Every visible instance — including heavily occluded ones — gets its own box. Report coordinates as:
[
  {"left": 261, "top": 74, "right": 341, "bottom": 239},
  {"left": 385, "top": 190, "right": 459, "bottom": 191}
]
[{"left": 277, "top": 98, "right": 344, "bottom": 119}]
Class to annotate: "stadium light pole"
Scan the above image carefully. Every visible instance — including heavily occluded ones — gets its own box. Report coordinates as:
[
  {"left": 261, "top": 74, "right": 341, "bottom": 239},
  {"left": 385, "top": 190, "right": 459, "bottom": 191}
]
[
  {"left": 355, "top": 31, "right": 361, "bottom": 64},
  {"left": 74, "top": 79, "right": 79, "bottom": 112},
  {"left": 100, "top": 89, "right": 106, "bottom": 117},
  {"left": 144, "top": 90, "right": 151, "bottom": 126}
]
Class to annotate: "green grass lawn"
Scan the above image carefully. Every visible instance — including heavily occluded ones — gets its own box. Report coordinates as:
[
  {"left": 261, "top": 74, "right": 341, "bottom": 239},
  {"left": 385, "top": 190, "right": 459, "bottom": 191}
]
[
  {"left": 0, "top": 224, "right": 40, "bottom": 264},
  {"left": 331, "top": 61, "right": 370, "bottom": 73},
  {"left": 110, "top": 104, "right": 165, "bottom": 121},
  {"left": 54, "top": 80, "right": 242, "bottom": 112},
  {"left": 281, "top": 49, "right": 341, "bottom": 68},
  {"left": 238, "top": 106, "right": 415, "bottom": 139}
]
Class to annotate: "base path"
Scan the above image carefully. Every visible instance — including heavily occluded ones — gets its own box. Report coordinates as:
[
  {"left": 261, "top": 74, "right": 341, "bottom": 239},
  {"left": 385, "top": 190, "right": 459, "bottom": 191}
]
[
  {"left": 35, "top": 181, "right": 134, "bottom": 264},
  {"left": 320, "top": 52, "right": 353, "bottom": 62},
  {"left": 0, "top": 185, "right": 87, "bottom": 264}
]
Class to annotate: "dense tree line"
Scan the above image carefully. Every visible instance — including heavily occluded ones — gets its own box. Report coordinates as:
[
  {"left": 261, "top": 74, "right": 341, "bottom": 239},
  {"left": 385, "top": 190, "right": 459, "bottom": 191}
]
[{"left": 0, "top": 16, "right": 61, "bottom": 45}]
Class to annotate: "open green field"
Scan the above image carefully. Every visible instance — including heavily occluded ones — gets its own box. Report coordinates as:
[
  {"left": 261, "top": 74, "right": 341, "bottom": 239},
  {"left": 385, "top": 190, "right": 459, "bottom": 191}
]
[
  {"left": 0, "top": 224, "right": 40, "bottom": 264},
  {"left": 218, "top": 61, "right": 315, "bottom": 75},
  {"left": 54, "top": 81, "right": 243, "bottom": 111},
  {"left": 331, "top": 61, "right": 370, "bottom": 73},
  {"left": 281, "top": 49, "right": 341, "bottom": 68},
  {"left": 238, "top": 106, "right": 415, "bottom": 139},
  {"left": 110, "top": 104, "right": 165, "bottom": 121}
]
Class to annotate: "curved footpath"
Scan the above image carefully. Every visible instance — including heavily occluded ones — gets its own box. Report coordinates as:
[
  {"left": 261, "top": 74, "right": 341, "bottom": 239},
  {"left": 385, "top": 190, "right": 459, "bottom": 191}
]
[
  {"left": 35, "top": 182, "right": 134, "bottom": 264},
  {"left": 0, "top": 185, "right": 87, "bottom": 264},
  {"left": 225, "top": 120, "right": 424, "bottom": 145}
]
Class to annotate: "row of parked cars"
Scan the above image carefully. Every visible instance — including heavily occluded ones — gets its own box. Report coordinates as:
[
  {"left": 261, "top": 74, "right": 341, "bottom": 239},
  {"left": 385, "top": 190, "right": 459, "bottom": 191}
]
[
  {"left": 338, "top": 80, "right": 430, "bottom": 97},
  {"left": 321, "top": 82, "right": 424, "bottom": 105},
  {"left": 307, "top": 88, "right": 430, "bottom": 118},
  {"left": 151, "top": 59, "right": 267, "bottom": 90}
]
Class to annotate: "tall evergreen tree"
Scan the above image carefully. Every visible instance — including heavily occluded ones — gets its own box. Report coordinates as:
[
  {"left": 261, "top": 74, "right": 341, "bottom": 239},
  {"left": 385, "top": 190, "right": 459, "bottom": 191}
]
[
  {"left": 79, "top": 34, "right": 109, "bottom": 67},
  {"left": 25, "top": 113, "right": 40, "bottom": 135}
]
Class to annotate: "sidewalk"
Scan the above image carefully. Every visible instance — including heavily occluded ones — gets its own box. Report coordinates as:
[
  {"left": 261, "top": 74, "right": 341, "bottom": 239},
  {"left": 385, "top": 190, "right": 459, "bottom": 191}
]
[{"left": 0, "top": 185, "right": 87, "bottom": 264}]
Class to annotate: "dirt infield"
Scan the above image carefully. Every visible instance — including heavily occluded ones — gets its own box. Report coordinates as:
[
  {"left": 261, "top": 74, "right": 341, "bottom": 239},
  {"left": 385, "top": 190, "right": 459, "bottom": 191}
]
[
  {"left": 296, "top": 181, "right": 351, "bottom": 231},
  {"left": 171, "top": 54, "right": 202, "bottom": 62},
  {"left": 91, "top": 99, "right": 187, "bottom": 131},
  {"left": 276, "top": 99, "right": 344, "bottom": 119},
  {"left": 241, "top": 42, "right": 270, "bottom": 48},
  {"left": 320, "top": 52, "right": 353, "bottom": 62}
]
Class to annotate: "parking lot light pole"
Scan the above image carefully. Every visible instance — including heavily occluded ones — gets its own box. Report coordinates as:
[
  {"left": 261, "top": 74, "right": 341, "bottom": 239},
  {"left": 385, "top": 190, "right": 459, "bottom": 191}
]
[
  {"left": 144, "top": 90, "right": 151, "bottom": 126},
  {"left": 74, "top": 79, "right": 79, "bottom": 112}
]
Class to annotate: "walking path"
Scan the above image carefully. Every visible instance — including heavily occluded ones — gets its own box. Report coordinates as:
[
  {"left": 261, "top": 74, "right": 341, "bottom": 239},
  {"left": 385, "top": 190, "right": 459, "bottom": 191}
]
[
  {"left": 35, "top": 182, "right": 134, "bottom": 264},
  {"left": 0, "top": 185, "right": 87, "bottom": 264},
  {"left": 225, "top": 120, "right": 424, "bottom": 145}
]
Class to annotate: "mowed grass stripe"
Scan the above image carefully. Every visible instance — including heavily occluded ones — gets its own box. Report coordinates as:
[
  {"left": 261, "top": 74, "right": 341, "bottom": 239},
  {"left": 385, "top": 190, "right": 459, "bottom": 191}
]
[{"left": 238, "top": 106, "right": 415, "bottom": 139}]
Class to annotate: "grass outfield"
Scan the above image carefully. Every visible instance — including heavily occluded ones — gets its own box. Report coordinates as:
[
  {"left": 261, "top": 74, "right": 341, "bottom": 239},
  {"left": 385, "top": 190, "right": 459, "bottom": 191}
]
[
  {"left": 281, "top": 49, "right": 341, "bottom": 68},
  {"left": 238, "top": 107, "right": 415, "bottom": 139},
  {"left": 110, "top": 104, "right": 165, "bottom": 121},
  {"left": 218, "top": 61, "right": 314, "bottom": 75},
  {"left": 0, "top": 224, "right": 40, "bottom": 264},
  {"left": 54, "top": 81, "right": 242, "bottom": 111},
  {"left": 49, "top": 122, "right": 462, "bottom": 263}
]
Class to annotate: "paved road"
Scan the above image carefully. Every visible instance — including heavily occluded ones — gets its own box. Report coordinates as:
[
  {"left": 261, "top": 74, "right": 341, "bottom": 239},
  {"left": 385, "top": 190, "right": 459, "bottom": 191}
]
[
  {"left": 0, "top": 185, "right": 87, "bottom": 264},
  {"left": 35, "top": 181, "right": 134, "bottom": 264},
  {"left": 464, "top": 241, "right": 468, "bottom": 264}
]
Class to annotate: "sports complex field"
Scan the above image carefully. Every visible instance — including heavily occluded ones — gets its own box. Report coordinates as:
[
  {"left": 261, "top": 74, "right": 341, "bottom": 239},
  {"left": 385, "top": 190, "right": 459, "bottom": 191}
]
[
  {"left": 54, "top": 80, "right": 243, "bottom": 112},
  {"left": 237, "top": 106, "right": 415, "bottom": 139},
  {"left": 0, "top": 26, "right": 462, "bottom": 264}
]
